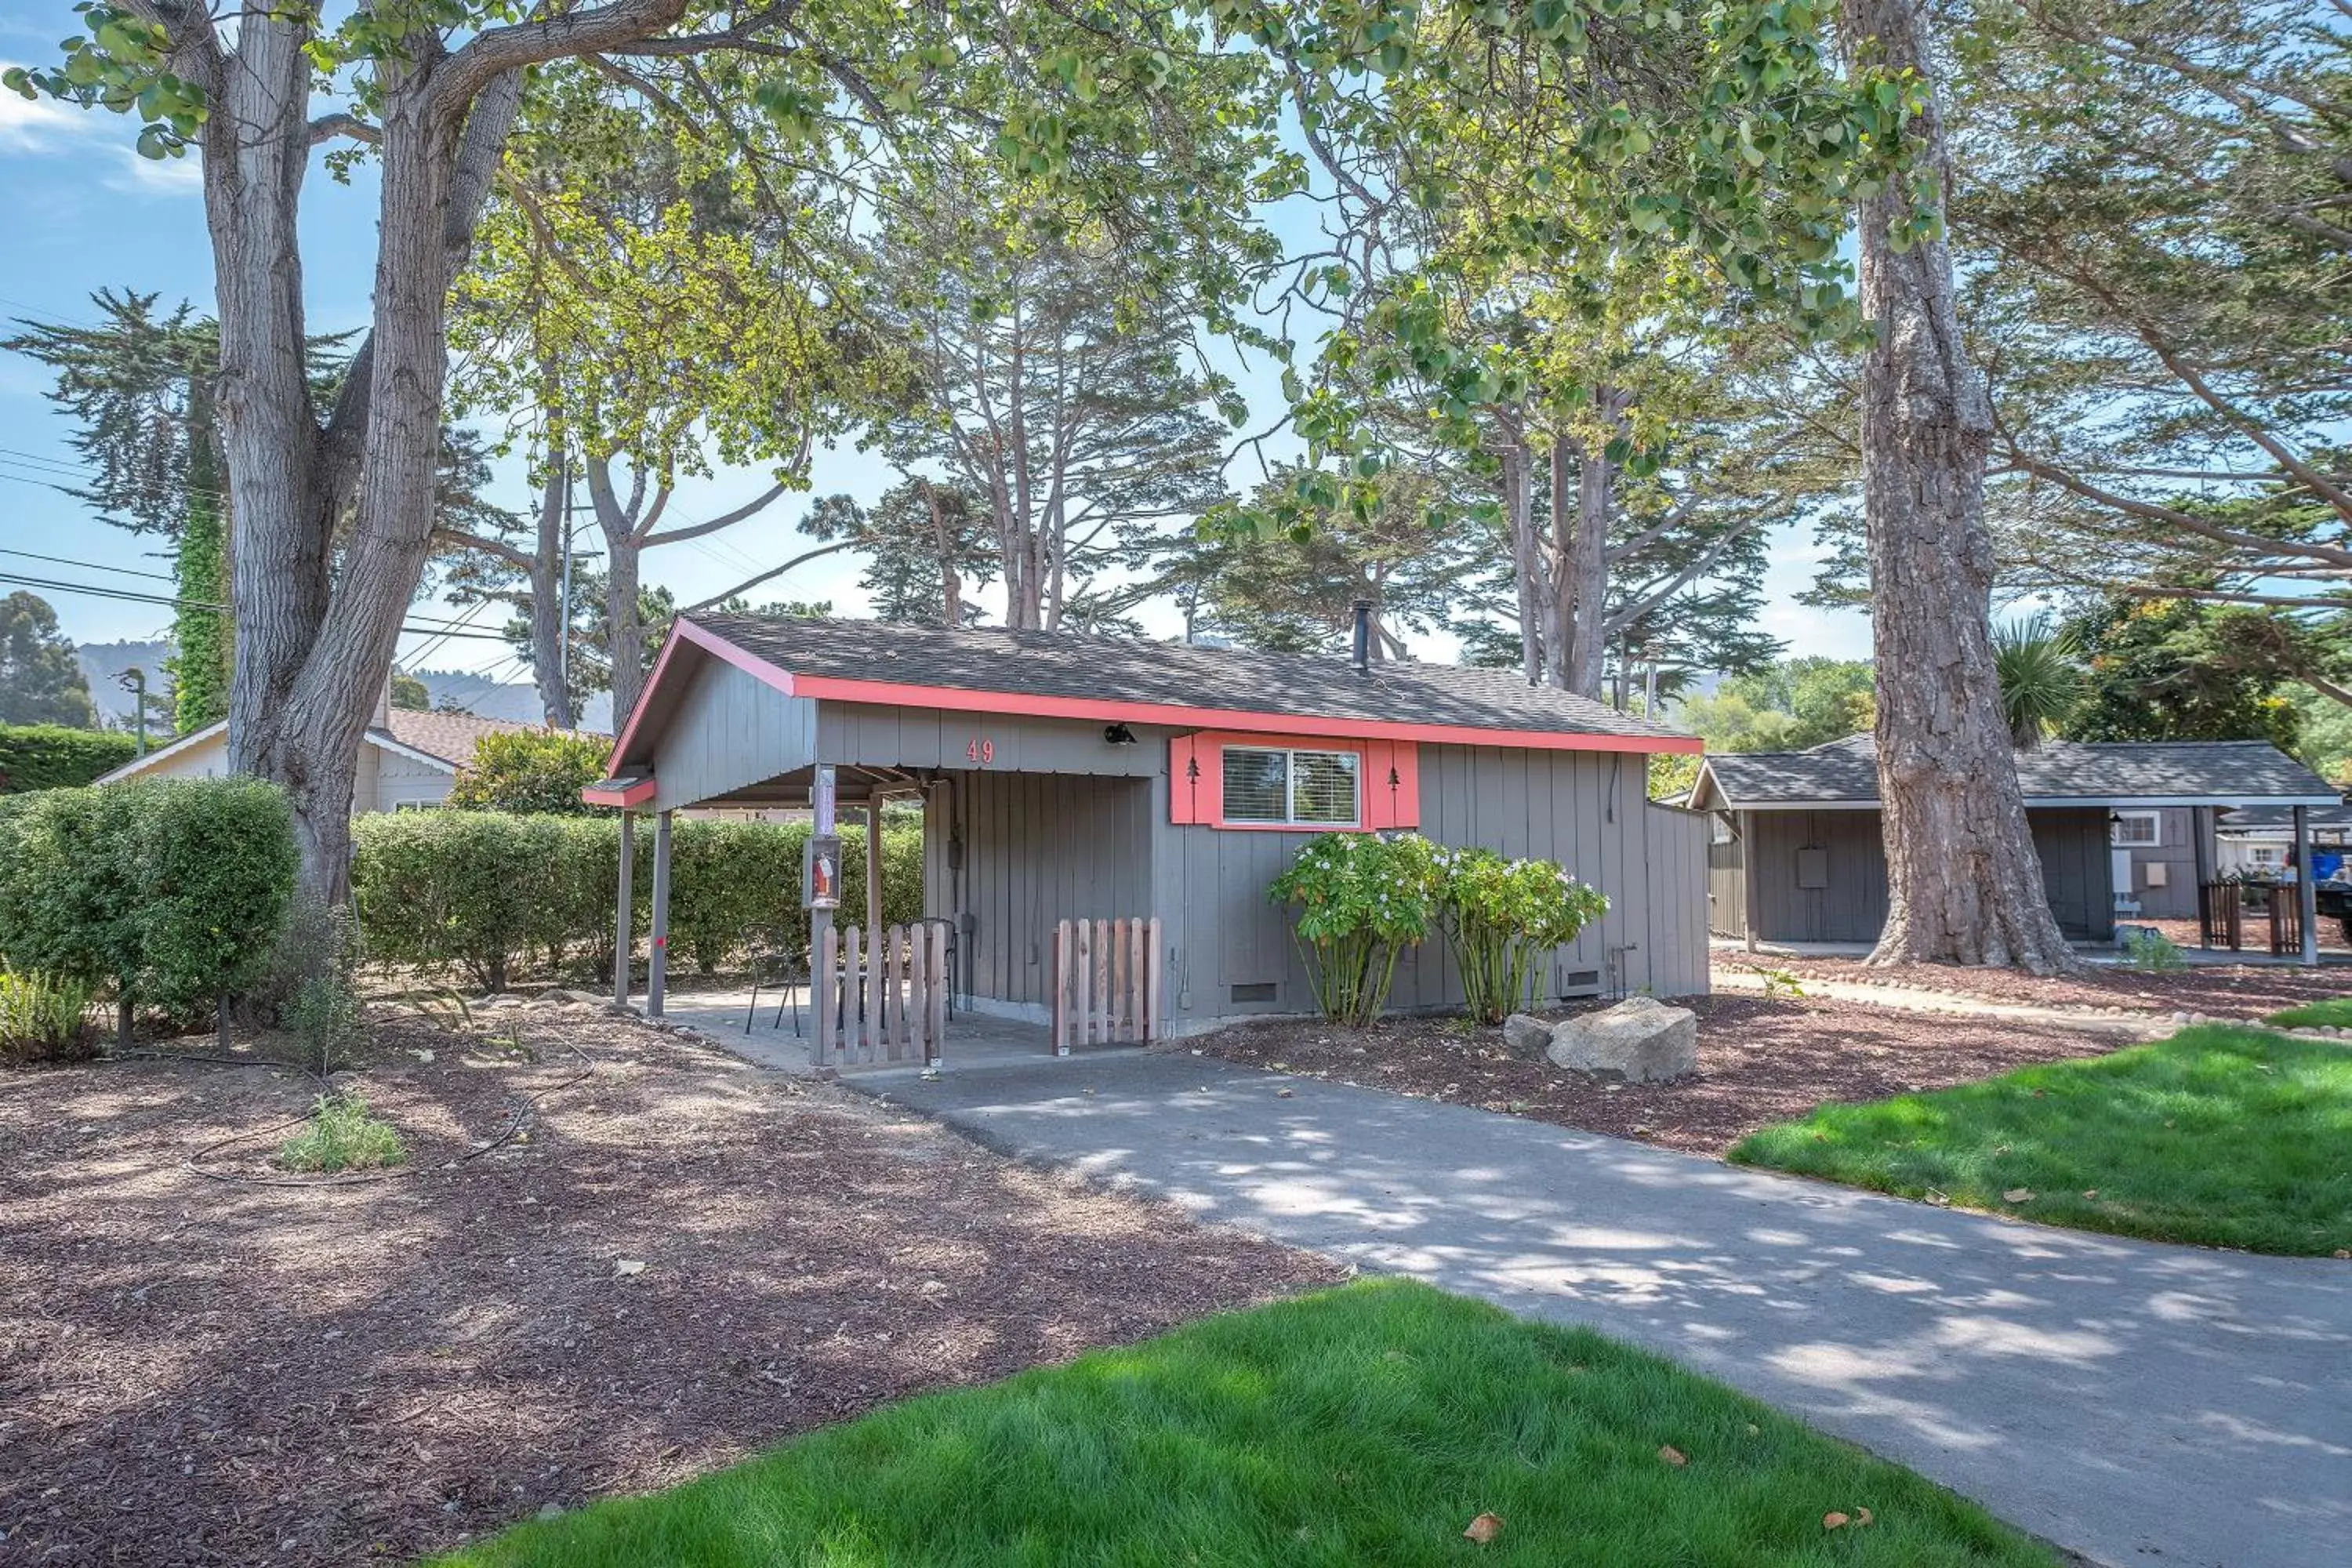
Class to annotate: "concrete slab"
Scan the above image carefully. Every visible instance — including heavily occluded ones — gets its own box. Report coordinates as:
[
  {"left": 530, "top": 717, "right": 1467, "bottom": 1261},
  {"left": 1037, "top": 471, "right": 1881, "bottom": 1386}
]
[
  {"left": 869, "top": 1048, "right": 2352, "bottom": 1568},
  {"left": 655, "top": 985, "right": 1078, "bottom": 1076}
]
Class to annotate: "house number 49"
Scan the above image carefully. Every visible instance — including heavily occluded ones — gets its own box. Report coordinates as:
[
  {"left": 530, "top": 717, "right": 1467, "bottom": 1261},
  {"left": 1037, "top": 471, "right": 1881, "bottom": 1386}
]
[{"left": 966, "top": 738, "right": 995, "bottom": 764}]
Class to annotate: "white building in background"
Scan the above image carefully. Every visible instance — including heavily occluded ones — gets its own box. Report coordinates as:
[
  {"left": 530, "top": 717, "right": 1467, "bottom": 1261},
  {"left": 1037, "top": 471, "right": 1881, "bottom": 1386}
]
[{"left": 93, "top": 700, "right": 601, "bottom": 814}]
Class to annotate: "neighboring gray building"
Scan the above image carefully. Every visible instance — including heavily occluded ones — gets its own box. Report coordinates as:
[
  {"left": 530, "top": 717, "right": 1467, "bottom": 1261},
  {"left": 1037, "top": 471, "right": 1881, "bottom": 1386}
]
[
  {"left": 586, "top": 613, "right": 1711, "bottom": 1044},
  {"left": 1690, "top": 736, "right": 2340, "bottom": 946}
]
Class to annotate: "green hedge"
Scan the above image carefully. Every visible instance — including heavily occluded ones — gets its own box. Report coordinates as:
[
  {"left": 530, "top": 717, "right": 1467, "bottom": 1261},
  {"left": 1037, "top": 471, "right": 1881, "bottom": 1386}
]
[
  {"left": 0, "top": 724, "right": 140, "bottom": 793},
  {"left": 0, "top": 778, "right": 299, "bottom": 1017},
  {"left": 351, "top": 812, "right": 924, "bottom": 990}
]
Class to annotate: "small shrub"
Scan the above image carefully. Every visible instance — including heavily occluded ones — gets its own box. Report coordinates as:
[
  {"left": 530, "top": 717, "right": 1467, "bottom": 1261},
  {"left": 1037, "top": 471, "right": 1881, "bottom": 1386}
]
[
  {"left": 1269, "top": 833, "right": 1436, "bottom": 1026},
  {"left": 0, "top": 970, "right": 97, "bottom": 1063},
  {"left": 1430, "top": 846, "right": 1611, "bottom": 1023},
  {"left": 0, "top": 778, "right": 296, "bottom": 1021},
  {"left": 277, "top": 1091, "right": 406, "bottom": 1173},
  {"left": 446, "top": 728, "right": 612, "bottom": 815},
  {"left": 278, "top": 904, "right": 368, "bottom": 1074},
  {"left": 1755, "top": 966, "right": 1807, "bottom": 999},
  {"left": 2121, "top": 927, "right": 2187, "bottom": 974}
]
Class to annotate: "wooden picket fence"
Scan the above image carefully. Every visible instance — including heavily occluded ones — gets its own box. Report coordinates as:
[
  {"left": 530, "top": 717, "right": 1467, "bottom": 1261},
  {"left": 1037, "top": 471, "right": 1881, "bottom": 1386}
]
[
  {"left": 814, "top": 921, "right": 949, "bottom": 1068},
  {"left": 1051, "top": 916, "right": 1161, "bottom": 1054}
]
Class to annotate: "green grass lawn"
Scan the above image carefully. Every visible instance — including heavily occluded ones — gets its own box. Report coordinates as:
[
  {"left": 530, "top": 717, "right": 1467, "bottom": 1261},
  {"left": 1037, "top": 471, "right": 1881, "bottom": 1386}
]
[
  {"left": 434, "top": 1280, "right": 2047, "bottom": 1568},
  {"left": 2265, "top": 997, "right": 2352, "bottom": 1029},
  {"left": 1730, "top": 1025, "right": 2352, "bottom": 1256}
]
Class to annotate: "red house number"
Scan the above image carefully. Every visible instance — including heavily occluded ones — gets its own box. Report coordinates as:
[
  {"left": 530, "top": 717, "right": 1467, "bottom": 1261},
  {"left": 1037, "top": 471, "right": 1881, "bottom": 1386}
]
[{"left": 966, "top": 738, "right": 995, "bottom": 764}]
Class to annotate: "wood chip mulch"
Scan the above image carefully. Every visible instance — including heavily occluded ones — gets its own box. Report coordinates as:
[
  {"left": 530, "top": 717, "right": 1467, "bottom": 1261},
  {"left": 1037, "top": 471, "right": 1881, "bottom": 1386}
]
[
  {"left": 1186, "top": 995, "right": 2123, "bottom": 1156},
  {"left": 0, "top": 1003, "right": 1342, "bottom": 1567},
  {"left": 1726, "top": 953, "right": 2350, "bottom": 1015}
]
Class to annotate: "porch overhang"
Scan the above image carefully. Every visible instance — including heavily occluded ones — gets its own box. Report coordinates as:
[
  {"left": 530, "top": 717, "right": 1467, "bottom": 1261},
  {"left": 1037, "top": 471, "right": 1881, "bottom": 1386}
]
[{"left": 582, "top": 773, "right": 656, "bottom": 808}]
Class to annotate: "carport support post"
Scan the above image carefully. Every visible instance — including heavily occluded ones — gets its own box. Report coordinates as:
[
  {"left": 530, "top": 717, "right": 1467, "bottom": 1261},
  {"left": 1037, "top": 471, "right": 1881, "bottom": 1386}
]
[
  {"left": 2295, "top": 804, "right": 2318, "bottom": 965},
  {"left": 648, "top": 809, "right": 673, "bottom": 1016},
  {"left": 613, "top": 811, "right": 634, "bottom": 1008}
]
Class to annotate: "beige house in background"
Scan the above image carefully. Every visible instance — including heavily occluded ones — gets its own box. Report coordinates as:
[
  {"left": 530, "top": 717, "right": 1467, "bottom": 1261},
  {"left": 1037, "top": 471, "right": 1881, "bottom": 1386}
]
[{"left": 93, "top": 704, "right": 586, "bottom": 812}]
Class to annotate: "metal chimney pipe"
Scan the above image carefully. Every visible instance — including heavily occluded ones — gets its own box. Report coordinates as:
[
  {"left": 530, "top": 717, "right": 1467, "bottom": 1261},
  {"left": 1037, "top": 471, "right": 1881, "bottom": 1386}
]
[{"left": 1351, "top": 599, "right": 1372, "bottom": 675}]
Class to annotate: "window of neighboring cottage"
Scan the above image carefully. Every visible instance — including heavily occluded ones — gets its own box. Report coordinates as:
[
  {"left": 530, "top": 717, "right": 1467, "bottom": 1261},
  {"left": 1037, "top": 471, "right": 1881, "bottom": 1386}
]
[{"left": 1221, "top": 746, "right": 1361, "bottom": 826}]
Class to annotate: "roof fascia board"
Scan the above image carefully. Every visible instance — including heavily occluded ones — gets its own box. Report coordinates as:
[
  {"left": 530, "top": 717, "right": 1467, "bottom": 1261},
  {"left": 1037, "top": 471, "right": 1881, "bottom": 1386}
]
[
  {"left": 1719, "top": 793, "right": 2344, "bottom": 811},
  {"left": 642, "top": 617, "right": 1702, "bottom": 756},
  {"left": 786, "top": 672, "right": 1703, "bottom": 755},
  {"left": 365, "top": 728, "right": 460, "bottom": 773},
  {"left": 91, "top": 719, "right": 227, "bottom": 783}
]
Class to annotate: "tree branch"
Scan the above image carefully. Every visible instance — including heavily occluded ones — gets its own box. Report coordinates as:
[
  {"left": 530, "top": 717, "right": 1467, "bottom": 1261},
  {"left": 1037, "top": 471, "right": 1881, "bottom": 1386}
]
[
  {"left": 681, "top": 540, "right": 852, "bottom": 614},
  {"left": 432, "top": 0, "right": 692, "bottom": 123}
]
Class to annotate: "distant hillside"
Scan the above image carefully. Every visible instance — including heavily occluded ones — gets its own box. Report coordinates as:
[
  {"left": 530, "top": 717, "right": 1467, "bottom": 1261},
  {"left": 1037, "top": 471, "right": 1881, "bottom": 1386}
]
[
  {"left": 73, "top": 645, "right": 613, "bottom": 732},
  {"left": 408, "top": 670, "right": 613, "bottom": 731},
  {"left": 74, "top": 640, "right": 170, "bottom": 727}
]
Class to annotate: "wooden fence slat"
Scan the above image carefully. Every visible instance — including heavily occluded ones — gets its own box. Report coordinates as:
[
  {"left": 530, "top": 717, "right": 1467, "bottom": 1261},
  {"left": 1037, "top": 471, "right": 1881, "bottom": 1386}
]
[
  {"left": 1111, "top": 919, "right": 1128, "bottom": 1040},
  {"left": 895, "top": 924, "right": 913, "bottom": 1059},
  {"left": 815, "top": 926, "right": 837, "bottom": 1067},
  {"left": 1144, "top": 916, "right": 1161, "bottom": 1041},
  {"left": 1094, "top": 920, "right": 1112, "bottom": 1043},
  {"left": 1128, "top": 917, "right": 1145, "bottom": 1044},
  {"left": 926, "top": 922, "right": 948, "bottom": 1064},
  {"left": 843, "top": 924, "right": 864, "bottom": 1062},
  {"left": 905, "top": 924, "right": 926, "bottom": 1065}
]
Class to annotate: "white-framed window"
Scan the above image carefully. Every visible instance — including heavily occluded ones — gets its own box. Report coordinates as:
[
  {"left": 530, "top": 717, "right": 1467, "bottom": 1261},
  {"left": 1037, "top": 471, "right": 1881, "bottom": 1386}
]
[
  {"left": 2249, "top": 844, "right": 2285, "bottom": 868},
  {"left": 1710, "top": 813, "right": 1734, "bottom": 844},
  {"left": 1221, "top": 746, "right": 1360, "bottom": 826},
  {"left": 2111, "top": 809, "right": 2161, "bottom": 848}
]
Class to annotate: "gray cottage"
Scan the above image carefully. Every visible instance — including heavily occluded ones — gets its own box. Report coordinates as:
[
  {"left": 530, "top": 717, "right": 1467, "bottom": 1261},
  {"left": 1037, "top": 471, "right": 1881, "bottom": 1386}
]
[
  {"left": 584, "top": 613, "right": 1710, "bottom": 1058},
  {"left": 1690, "top": 735, "right": 2339, "bottom": 950}
]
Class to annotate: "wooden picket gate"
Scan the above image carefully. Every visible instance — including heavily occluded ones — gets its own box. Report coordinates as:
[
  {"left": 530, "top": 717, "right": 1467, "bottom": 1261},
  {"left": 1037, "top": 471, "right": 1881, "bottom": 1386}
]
[
  {"left": 814, "top": 921, "right": 949, "bottom": 1068},
  {"left": 1051, "top": 916, "right": 1161, "bottom": 1054}
]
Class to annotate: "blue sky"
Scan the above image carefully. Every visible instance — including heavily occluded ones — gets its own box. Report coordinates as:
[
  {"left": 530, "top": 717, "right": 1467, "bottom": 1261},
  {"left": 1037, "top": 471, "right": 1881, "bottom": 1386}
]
[{"left": 0, "top": 2, "right": 1870, "bottom": 684}]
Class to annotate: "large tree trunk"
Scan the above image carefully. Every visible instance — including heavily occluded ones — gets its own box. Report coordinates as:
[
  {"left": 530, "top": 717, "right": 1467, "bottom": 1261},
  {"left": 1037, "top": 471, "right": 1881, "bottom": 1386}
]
[
  {"left": 1490, "top": 415, "right": 1544, "bottom": 684},
  {"left": 1847, "top": 0, "right": 2080, "bottom": 973},
  {"left": 1557, "top": 389, "right": 1626, "bottom": 700}
]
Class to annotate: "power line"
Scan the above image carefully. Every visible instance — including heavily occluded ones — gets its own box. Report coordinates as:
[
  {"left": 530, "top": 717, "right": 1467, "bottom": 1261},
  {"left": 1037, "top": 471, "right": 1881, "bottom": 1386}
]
[
  {"left": 0, "top": 571, "right": 514, "bottom": 640},
  {"left": 0, "top": 546, "right": 176, "bottom": 583}
]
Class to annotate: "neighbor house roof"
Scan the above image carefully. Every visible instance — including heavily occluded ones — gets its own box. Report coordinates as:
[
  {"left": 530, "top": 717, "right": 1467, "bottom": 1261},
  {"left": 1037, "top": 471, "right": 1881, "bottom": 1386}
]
[
  {"left": 606, "top": 614, "right": 1697, "bottom": 767},
  {"left": 1693, "top": 735, "right": 2341, "bottom": 811},
  {"left": 2217, "top": 804, "right": 2352, "bottom": 834},
  {"left": 94, "top": 706, "right": 603, "bottom": 786}
]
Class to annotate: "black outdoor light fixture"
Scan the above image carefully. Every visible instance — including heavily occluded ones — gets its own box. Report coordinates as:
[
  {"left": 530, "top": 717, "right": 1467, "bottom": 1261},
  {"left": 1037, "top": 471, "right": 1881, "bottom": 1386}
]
[{"left": 1105, "top": 723, "right": 1138, "bottom": 746}]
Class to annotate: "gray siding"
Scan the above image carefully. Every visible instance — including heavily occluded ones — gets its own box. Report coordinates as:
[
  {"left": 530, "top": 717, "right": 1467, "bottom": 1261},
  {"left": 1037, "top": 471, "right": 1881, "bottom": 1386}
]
[
  {"left": 648, "top": 657, "right": 819, "bottom": 811},
  {"left": 818, "top": 702, "right": 1167, "bottom": 777},
  {"left": 1706, "top": 813, "right": 1746, "bottom": 940},
  {"left": 1736, "top": 806, "right": 2116, "bottom": 944},
  {"left": 924, "top": 769, "right": 1155, "bottom": 1011},
  {"left": 1149, "top": 743, "right": 1709, "bottom": 1025},
  {"left": 2119, "top": 807, "right": 2199, "bottom": 919}
]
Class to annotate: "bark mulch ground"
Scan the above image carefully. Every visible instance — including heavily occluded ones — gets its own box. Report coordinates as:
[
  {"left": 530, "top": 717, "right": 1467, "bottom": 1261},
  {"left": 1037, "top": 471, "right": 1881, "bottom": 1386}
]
[
  {"left": 0, "top": 1000, "right": 1341, "bottom": 1567},
  {"left": 1721, "top": 952, "right": 2351, "bottom": 1017},
  {"left": 1186, "top": 994, "right": 2122, "bottom": 1157}
]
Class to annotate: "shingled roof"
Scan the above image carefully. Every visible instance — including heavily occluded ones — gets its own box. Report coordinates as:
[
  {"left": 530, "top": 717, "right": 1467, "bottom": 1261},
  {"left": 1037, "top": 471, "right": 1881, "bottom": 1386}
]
[
  {"left": 1697, "top": 735, "right": 2340, "bottom": 809},
  {"left": 684, "top": 613, "right": 1692, "bottom": 746}
]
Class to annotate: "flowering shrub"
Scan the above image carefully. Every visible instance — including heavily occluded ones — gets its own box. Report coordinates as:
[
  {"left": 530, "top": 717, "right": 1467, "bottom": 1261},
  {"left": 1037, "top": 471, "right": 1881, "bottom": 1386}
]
[
  {"left": 1267, "top": 833, "right": 1436, "bottom": 1025},
  {"left": 1429, "top": 847, "right": 1611, "bottom": 1023}
]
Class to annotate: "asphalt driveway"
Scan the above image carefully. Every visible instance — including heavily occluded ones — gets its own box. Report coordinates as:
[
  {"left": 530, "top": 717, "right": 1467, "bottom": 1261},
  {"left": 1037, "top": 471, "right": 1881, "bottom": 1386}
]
[{"left": 866, "top": 1049, "right": 2352, "bottom": 1568}]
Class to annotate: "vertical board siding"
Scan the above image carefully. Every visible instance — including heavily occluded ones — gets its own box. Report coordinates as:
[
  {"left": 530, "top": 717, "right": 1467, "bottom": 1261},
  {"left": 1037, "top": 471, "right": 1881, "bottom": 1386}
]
[
  {"left": 1706, "top": 815, "right": 1746, "bottom": 939},
  {"left": 816, "top": 702, "right": 1165, "bottom": 777},
  {"left": 650, "top": 656, "right": 820, "bottom": 811},
  {"left": 931, "top": 768, "right": 1154, "bottom": 1008},
  {"left": 1741, "top": 805, "right": 2119, "bottom": 946},
  {"left": 1151, "top": 741, "right": 1709, "bottom": 1023}
]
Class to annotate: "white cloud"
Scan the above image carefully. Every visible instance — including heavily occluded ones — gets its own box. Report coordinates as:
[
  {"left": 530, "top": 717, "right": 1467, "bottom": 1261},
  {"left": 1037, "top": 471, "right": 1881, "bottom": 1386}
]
[{"left": 0, "top": 67, "right": 203, "bottom": 195}]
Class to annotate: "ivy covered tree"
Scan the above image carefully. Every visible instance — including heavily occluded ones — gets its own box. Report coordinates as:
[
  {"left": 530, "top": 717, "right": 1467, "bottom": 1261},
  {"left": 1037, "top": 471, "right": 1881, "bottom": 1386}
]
[{"left": 2, "top": 291, "right": 228, "bottom": 734}]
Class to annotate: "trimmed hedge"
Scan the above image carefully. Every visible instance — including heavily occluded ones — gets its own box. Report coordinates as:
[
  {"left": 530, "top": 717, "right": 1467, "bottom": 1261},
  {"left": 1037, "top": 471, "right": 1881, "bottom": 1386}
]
[
  {"left": 0, "top": 724, "right": 140, "bottom": 793},
  {"left": 351, "top": 812, "right": 923, "bottom": 990},
  {"left": 0, "top": 778, "right": 299, "bottom": 1017}
]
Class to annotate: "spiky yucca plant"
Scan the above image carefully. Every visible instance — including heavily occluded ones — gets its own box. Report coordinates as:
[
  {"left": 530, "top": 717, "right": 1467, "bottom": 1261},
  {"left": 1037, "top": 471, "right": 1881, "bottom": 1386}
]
[{"left": 1993, "top": 615, "right": 2083, "bottom": 750}]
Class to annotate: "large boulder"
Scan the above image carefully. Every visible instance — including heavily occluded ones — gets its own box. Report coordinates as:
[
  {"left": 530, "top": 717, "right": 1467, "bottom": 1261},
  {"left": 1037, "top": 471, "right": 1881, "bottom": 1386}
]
[
  {"left": 1501, "top": 1012, "right": 1555, "bottom": 1060},
  {"left": 1545, "top": 996, "right": 1698, "bottom": 1083}
]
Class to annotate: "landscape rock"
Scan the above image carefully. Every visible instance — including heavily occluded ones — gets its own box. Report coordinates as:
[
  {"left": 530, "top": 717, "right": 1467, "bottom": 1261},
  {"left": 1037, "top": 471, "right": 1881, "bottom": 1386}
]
[
  {"left": 1545, "top": 996, "right": 1698, "bottom": 1083},
  {"left": 1501, "top": 1013, "right": 1555, "bottom": 1060}
]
